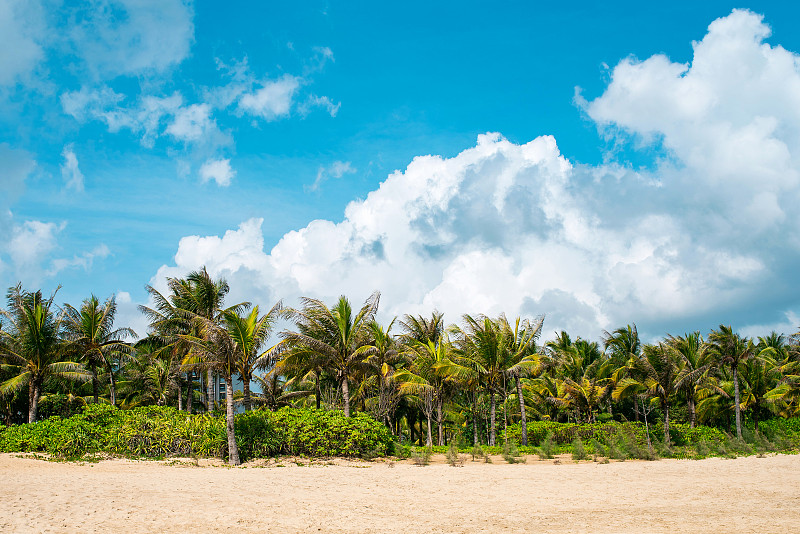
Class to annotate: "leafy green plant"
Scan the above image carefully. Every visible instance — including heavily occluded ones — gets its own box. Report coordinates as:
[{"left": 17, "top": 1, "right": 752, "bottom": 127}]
[
  {"left": 538, "top": 431, "right": 555, "bottom": 459},
  {"left": 411, "top": 446, "right": 432, "bottom": 466},
  {"left": 446, "top": 442, "right": 460, "bottom": 466},
  {"left": 571, "top": 438, "right": 586, "bottom": 461}
]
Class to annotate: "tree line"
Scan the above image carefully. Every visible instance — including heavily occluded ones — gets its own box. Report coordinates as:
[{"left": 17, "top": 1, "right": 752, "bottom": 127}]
[{"left": 1, "top": 267, "right": 799, "bottom": 465}]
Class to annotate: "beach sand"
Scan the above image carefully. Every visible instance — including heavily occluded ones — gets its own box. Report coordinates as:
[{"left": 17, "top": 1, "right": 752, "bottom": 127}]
[{"left": 1, "top": 452, "right": 798, "bottom": 533}]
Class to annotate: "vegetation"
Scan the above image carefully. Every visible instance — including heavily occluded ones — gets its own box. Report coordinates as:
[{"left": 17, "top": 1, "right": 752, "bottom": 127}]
[{"left": 2, "top": 270, "right": 800, "bottom": 464}]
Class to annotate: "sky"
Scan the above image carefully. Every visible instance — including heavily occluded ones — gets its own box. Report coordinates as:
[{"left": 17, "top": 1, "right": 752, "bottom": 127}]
[{"left": 2, "top": 0, "right": 800, "bottom": 343}]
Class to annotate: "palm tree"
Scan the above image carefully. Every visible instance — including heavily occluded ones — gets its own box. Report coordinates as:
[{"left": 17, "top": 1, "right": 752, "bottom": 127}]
[
  {"left": 450, "top": 314, "right": 536, "bottom": 445},
  {"left": 118, "top": 336, "right": 182, "bottom": 408},
  {"left": 222, "top": 302, "right": 284, "bottom": 411},
  {"left": 708, "top": 325, "right": 756, "bottom": 439},
  {"left": 667, "top": 332, "right": 716, "bottom": 428},
  {"left": 250, "top": 371, "right": 312, "bottom": 409},
  {"left": 62, "top": 295, "right": 136, "bottom": 406},
  {"left": 281, "top": 292, "right": 379, "bottom": 417},
  {"left": 394, "top": 339, "right": 452, "bottom": 446},
  {"left": 140, "top": 267, "right": 233, "bottom": 412},
  {"left": 399, "top": 311, "right": 445, "bottom": 346},
  {"left": 363, "top": 319, "right": 403, "bottom": 430},
  {"left": 614, "top": 342, "right": 699, "bottom": 445},
  {"left": 495, "top": 314, "right": 542, "bottom": 446},
  {"left": 180, "top": 304, "right": 254, "bottom": 466},
  {"left": 0, "top": 285, "right": 88, "bottom": 422}
]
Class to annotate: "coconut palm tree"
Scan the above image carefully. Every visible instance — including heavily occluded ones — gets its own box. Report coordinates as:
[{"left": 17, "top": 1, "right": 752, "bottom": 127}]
[
  {"left": 180, "top": 304, "right": 255, "bottom": 466},
  {"left": 363, "top": 319, "right": 403, "bottom": 429},
  {"left": 0, "top": 285, "right": 88, "bottom": 422},
  {"left": 450, "top": 314, "right": 537, "bottom": 445},
  {"left": 394, "top": 338, "right": 452, "bottom": 446},
  {"left": 222, "top": 302, "right": 284, "bottom": 411},
  {"left": 667, "top": 332, "right": 716, "bottom": 428},
  {"left": 62, "top": 295, "right": 136, "bottom": 406},
  {"left": 614, "top": 342, "right": 700, "bottom": 445},
  {"left": 399, "top": 311, "right": 445, "bottom": 346},
  {"left": 495, "top": 314, "right": 542, "bottom": 445},
  {"left": 707, "top": 325, "right": 756, "bottom": 439},
  {"left": 280, "top": 292, "right": 379, "bottom": 417},
  {"left": 140, "top": 267, "right": 235, "bottom": 412}
]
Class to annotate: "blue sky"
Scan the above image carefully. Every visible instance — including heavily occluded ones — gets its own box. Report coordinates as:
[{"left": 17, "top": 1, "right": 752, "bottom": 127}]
[{"left": 2, "top": 1, "right": 800, "bottom": 341}]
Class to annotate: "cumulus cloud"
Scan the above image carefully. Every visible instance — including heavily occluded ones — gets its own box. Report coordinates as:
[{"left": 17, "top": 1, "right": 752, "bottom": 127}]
[
  {"left": 166, "top": 103, "right": 215, "bottom": 142},
  {"left": 7, "top": 220, "right": 65, "bottom": 272},
  {"left": 0, "top": 0, "right": 46, "bottom": 86},
  {"left": 238, "top": 74, "right": 301, "bottom": 120},
  {"left": 199, "top": 158, "right": 235, "bottom": 186},
  {"left": 147, "top": 9, "right": 800, "bottom": 340},
  {"left": 66, "top": 0, "right": 194, "bottom": 79},
  {"left": 60, "top": 144, "right": 84, "bottom": 192},
  {"left": 308, "top": 160, "right": 355, "bottom": 191}
]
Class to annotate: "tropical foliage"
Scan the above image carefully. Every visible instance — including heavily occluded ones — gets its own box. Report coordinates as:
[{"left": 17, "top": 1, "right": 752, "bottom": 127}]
[{"left": 2, "top": 270, "right": 800, "bottom": 462}]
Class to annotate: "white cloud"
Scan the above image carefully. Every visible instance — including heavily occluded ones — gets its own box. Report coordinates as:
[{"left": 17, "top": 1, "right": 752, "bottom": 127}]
[
  {"left": 61, "top": 87, "right": 184, "bottom": 147},
  {"left": 583, "top": 8, "right": 800, "bottom": 238},
  {"left": 145, "top": 9, "right": 800, "bottom": 340},
  {"left": 299, "top": 95, "right": 341, "bottom": 117},
  {"left": 238, "top": 75, "right": 301, "bottom": 120},
  {"left": 0, "top": 0, "right": 46, "bottom": 86},
  {"left": 199, "top": 158, "right": 235, "bottom": 187},
  {"left": 47, "top": 244, "right": 111, "bottom": 277},
  {"left": 166, "top": 103, "right": 214, "bottom": 142},
  {"left": 7, "top": 220, "right": 64, "bottom": 271},
  {"left": 308, "top": 160, "right": 355, "bottom": 191},
  {"left": 60, "top": 144, "right": 84, "bottom": 192},
  {"left": 66, "top": 0, "right": 194, "bottom": 79}
]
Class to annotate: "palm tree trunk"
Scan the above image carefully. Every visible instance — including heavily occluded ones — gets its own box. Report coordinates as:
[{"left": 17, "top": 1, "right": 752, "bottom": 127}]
[
  {"left": 28, "top": 380, "right": 41, "bottom": 423},
  {"left": 243, "top": 377, "right": 251, "bottom": 412},
  {"left": 186, "top": 373, "right": 193, "bottom": 414},
  {"left": 177, "top": 375, "right": 183, "bottom": 411},
  {"left": 733, "top": 364, "right": 742, "bottom": 439},
  {"left": 489, "top": 391, "right": 496, "bottom": 446},
  {"left": 224, "top": 374, "right": 241, "bottom": 465},
  {"left": 437, "top": 398, "right": 443, "bottom": 446},
  {"left": 426, "top": 411, "right": 432, "bottom": 447},
  {"left": 473, "top": 393, "right": 479, "bottom": 446},
  {"left": 688, "top": 397, "right": 696, "bottom": 428},
  {"left": 516, "top": 375, "right": 527, "bottom": 446},
  {"left": 207, "top": 371, "right": 214, "bottom": 412},
  {"left": 341, "top": 376, "right": 350, "bottom": 417},
  {"left": 663, "top": 401, "right": 670, "bottom": 446}
]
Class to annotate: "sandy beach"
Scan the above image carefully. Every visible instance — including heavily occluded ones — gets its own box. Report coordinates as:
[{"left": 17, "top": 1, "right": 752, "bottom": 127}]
[{"left": 1, "top": 452, "right": 798, "bottom": 533}]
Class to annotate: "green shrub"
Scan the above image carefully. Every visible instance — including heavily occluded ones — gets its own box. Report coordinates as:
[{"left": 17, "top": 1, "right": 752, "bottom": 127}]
[
  {"left": 571, "top": 438, "right": 586, "bottom": 461},
  {"left": 538, "top": 431, "right": 555, "bottom": 459},
  {"left": 0, "top": 405, "right": 392, "bottom": 461}
]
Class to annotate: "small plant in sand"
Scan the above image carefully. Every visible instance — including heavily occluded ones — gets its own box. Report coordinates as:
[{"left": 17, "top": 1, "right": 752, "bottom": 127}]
[
  {"left": 538, "top": 431, "right": 555, "bottom": 460},
  {"left": 571, "top": 438, "right": 586, "bottom": 461},
  {"left": 412, "top": 446, "right": 432, "bottom": 466},
  {"left": 502, "top": 441, "right": 525, "bottom": 464},
  {"left": 446, "top": 442, "right": 463, "bottom": 467},
  {"left": 591, "top": 439, "right": 606, "bottom": 462},
  {"left": 471, "top": 444, "right": 484, "bottom": 461}
]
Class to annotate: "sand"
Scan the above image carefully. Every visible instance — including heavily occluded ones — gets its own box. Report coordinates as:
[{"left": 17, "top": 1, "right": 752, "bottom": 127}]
[{"left": 1, "top": 452, "right": 799, "bottom": 533}]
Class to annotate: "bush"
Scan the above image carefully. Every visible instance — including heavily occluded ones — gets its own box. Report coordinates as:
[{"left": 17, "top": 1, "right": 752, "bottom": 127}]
[
  {"left": 271, "top": 407, "right": 392, "bottom": 457},
  {"left": 538, "top": 431, "right": 556, "bottom": 459},
  {"left": 0, "top": 405, "right": 392, "bottom": 461},
  {"left": 571, "top": 438, "right": 586, "bottom": 461}
]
